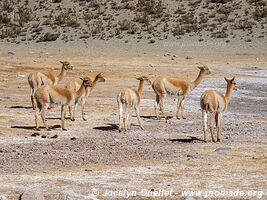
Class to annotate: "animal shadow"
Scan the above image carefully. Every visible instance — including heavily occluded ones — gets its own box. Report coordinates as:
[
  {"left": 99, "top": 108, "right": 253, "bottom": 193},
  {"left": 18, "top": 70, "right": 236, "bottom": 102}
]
[
  {"left": 9, "top": 105, "right": 32, "bottom": 109},
  {"left": 11, "top": 124, "right": 61, "bottom": 130},
  {"left": 93, "top": 123, "right": 119, "bottom": 131},
  {"left": 169, "top": 136, "right": 203, "bottom": 143}
]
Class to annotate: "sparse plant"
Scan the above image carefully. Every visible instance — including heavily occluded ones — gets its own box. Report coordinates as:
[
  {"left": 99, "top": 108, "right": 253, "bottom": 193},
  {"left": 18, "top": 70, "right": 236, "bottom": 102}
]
[
  {"left": 18, "top": 6, "right": 34, "bottom": 26},
  {"left": 253, "top": 6, "right": 267, "bottom": 21},
  {"left": 136, "top": 0, "right": 164, "bottom": 16},
  {"left": 0, "top": 26, "right": 21, "bottom": 39},
  {"left": 38, "top": 32, "right": 60, "bottom": 42},
  {"left": 118, "top": 19, "right": 134, "bottom": 31},
  {"left": 0, "top": 13, "right": 10, "bottom": 24}
]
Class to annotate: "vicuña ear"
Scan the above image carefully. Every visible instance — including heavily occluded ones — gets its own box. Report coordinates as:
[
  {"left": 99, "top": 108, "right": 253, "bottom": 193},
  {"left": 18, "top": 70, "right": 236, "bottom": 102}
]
[
  {"left": 60, "top": 61, "right": 64, "bottom": 64},
  {"left": 231, "top": 77, "right": 235, "bottom": 81},
  {"left": 198, "top": 66, "right": 204, "bottom": 70},
  {"left": 224, "top": 77, "right": 229, "bottom": 82},
  {"left": 80, "top": 78, "right": 84, "bottom": 81}
]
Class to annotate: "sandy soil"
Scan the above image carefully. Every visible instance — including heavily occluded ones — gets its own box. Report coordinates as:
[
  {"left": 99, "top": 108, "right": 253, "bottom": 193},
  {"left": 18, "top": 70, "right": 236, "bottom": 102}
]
[{"left": 0, "top": 41, "right": 266, "bottom": 199}]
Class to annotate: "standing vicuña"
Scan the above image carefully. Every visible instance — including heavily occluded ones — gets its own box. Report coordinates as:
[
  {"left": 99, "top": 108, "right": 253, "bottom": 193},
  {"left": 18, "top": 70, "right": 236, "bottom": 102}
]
[
  {"left": 66, "top": 73, "right": 105, "bottom": 121},
  {"left": 34, "top": 77, "right": 92, "bottom": 131},
  {"left": 200, "top": 77, "right": 237, "bottom": 142},
  {"left": 152, "top": 66, "right": 211, "bottom": 121},
  {"left": 28, "top": 61, "right": 73, "bottom": 109},
  {"left": 117, "top": 76, "right": 151, "bottom": 132}
]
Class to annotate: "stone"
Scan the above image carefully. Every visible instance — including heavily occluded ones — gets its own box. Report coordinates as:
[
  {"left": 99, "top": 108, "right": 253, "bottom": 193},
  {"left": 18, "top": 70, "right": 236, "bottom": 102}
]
[
  {"left": 0, "top": 195, "right": 8, "bottom": 200},
  {"left": 215, "top": 147, "right": 232, "bottom": 153},
  {"left": 19, "top": 188, "right": 44, "bottom": 200}
]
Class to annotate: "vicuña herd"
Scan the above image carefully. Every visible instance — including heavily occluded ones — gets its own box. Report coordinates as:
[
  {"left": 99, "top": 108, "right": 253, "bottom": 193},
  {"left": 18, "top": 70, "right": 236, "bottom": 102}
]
[{"left": 28, "top": 61, "right": 237, "bottom": 143}]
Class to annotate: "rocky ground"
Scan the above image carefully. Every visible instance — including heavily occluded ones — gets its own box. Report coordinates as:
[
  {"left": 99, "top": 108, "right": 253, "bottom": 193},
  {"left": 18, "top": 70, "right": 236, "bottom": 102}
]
[{"left": 0, "top": 40, "right": 266, "bottom": 199}]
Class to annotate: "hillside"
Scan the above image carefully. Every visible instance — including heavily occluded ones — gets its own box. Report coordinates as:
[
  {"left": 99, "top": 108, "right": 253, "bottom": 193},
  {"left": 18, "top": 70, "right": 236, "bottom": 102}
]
[{"left": 0, "top": 0, "right": 266, "bottom": 44}]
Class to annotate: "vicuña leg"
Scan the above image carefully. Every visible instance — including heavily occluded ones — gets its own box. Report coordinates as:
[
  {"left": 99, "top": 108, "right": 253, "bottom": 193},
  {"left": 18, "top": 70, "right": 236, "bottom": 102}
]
[
  {"left": 159, "top": 95, "right": 168, "bottom": 123},
  {"left": 123, "top": 105, "right": 128, "bottom": 131},
  {"left": 210, "top": 112, "right": 216, "bottom": 142},
  {"left": 118, "top": 103, "right": 123, "bottom": 132},
  {"left": 41, "top": 104, "right": 49, "bottom": 131},
  {"left": 215, "top": 112, "right": 222, "bottom": 142},
  {"left": 68, "top": 106, "right": 74, "bottom": 121},
  {"left": 35, "top": 107, "right": 40, "bottom": 130},
  {"left": 181, "top": 97, "right": 186, "bottom": 119},
  {"left": 61, "top": 105, "right": 67, "bottom": 131},
  {"left": 202, "top": 110, "right": 208, "bottom": 142},
  {"left": 154, "top": 94, "right": 160, "bottom": 119},
  {"left": 135, "top": 106, "right": 144, "bottom": 130},
  {"left": 176, "top": 96, "right": 182, "bottom": 119},
  {"left": 30, "top": 88, "right": 36, "bottom": 110},
  {"left": 81, "top": 104, "right": 86, "bottom": 121}
]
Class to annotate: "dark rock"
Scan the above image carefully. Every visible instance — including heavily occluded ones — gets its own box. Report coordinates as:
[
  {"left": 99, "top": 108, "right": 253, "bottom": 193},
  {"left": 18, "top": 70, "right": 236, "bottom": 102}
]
[
  {"left": 31, "top": 133, "right": 40, "bottom": 137},
  {"left": 50, "top": 134, "right": 58, "bottom": 139},
  {"left": 185, "top": 56, "right": 193, "bottom": 59}
]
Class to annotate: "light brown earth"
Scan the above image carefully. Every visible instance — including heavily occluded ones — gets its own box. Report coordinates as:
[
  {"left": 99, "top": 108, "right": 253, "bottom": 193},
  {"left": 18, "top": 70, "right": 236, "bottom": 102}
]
[{"left": 0, "top": 40, "right": 266, "bottom": 199}]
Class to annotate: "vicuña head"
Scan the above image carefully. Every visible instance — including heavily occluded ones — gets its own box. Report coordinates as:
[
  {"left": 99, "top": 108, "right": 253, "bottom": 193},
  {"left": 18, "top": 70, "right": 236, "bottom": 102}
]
[
  {"left": 224, "top": 76, "right": 237, "bottom": 91},
  {"left": 198, "top": 65, "right": 211, "bottom": 76},
  {"left": 80, "top": 77, "right": 93, "bottom": 88},
  {"left": 95, "top": 72, "right": 106, "bottom": 83},
  {"left": 136, "top": 76, "right": 152, "bottom": 84},
  {"left": 60, "top": 61, "right": 74, "bottom": 71}
]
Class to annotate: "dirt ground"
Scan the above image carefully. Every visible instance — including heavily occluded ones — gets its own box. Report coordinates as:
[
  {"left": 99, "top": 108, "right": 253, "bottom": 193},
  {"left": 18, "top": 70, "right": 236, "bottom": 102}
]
[{"left": 0, "top": 41, "right": 266, "bottom": 199}]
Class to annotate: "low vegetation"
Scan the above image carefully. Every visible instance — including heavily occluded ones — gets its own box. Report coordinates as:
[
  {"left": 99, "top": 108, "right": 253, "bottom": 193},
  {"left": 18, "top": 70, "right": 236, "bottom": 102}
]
[{"left": 0, "top": 0, "right": 265, "bottom": 43}]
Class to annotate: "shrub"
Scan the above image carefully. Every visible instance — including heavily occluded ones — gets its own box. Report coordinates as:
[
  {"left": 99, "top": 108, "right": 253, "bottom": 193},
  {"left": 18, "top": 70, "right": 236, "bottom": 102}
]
[
  {"left": 2, "top": 0, "right": 14, "bottom": 12},
  {"left": 91, "top": 20, "right": 104, "bottom": 35},
  {"left": 172, "top": 25, "right": 185, "bottom": 36},
  {"left": 118, "top": 19, "right": 134, "bottom": 31},
  {"left": 136, "top": 0, "right": 164, "bottom": 16},
  {"left": 235, "top": 19, "right": 254, "bottom": 30},
  {"left": 133, "top": 12, "right": 149, "bottom": 25},
  {"left": 38, "top": 33, "right": 60, "bottom": 42},
  {"left": 18, "top": 6, "right": 34, "bottom": 25},
  {"left": 55, "top": 11, "right": 80, "bottom": 28},
  {"left": 211, "top": 31, "right": 228, "bottom": 38},
  {"left": 0, "top": 26, "right": 21, "bottom": 39},
  {"left": 0, "top": 14, "right": 10, "bottom": 24},
  {"left": 253, "top": 6, "right": 267, "bottom": 21}
]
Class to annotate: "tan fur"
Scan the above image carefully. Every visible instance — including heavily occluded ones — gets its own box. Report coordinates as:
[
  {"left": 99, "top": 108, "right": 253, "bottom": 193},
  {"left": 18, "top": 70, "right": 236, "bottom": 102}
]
[
  {"left": 28, "top": 61, "right": 73, "bottom": 110},
  {"left": 117, "top": 76, "right": 151, "bottom": 132},
  {"left": 152, "top": 66, "right": 211, "bottom": 121},
  {"left": 66, "top": 73, "right": 105, "bottom": 121},
  {"left": 34, "top": 77, "right": 92, "bottom": 131},
  {"left": 200, "top": 77, "right": 237, "bottom": 142}
]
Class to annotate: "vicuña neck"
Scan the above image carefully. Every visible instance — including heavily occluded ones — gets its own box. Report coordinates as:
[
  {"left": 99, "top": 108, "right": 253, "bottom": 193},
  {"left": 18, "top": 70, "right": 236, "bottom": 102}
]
[
  {"left": 91, "top": 77, "right": 99, "bottom": 91},
  {"left": 191, "top": 71, "right": 204, "bottom": 90},
  {"left": 137, "top": 80, "right": 145, "bottom": 95},
  {"left": 57, "top": 66, "right": 66, "bottom": 81},
  {"left": 76, "top": 84, "right": 86, "bottom": 97},
  {"left": 225, "top": 84, "right": 233, "bottom": 104}
]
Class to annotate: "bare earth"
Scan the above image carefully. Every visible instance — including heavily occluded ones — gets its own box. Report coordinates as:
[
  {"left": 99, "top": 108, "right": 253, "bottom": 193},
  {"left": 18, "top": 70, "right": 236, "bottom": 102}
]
[{"left": 0, "top": 40, "right": 266, "bottom": 199}]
